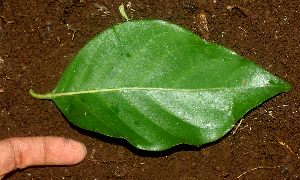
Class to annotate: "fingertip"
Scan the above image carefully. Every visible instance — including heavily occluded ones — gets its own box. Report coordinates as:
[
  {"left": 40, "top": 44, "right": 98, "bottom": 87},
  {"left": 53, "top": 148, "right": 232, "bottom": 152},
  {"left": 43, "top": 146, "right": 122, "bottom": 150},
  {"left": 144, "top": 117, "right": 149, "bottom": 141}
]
[
  {"left": 47, "top": 137, "right": 87, "bottom": 165},
  {"left": 70, "top": 139, "right": 87, "bottom": 164}
]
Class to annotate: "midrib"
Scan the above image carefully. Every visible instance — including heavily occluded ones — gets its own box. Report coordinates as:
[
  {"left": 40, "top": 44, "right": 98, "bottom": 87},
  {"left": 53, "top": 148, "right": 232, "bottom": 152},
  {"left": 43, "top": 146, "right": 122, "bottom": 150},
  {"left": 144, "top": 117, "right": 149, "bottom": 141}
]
[{"left": 29, "top": 85, "right": 276, "bottom": 99}]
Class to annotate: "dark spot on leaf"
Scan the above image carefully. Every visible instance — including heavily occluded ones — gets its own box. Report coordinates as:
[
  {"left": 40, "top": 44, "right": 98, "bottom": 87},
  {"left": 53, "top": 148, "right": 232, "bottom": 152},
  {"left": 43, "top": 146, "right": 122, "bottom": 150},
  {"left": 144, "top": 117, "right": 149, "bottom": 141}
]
[
  {"left": 69, "top": 103, "right": 74, "bottom": 113},
  {"left": 126, "top": 53, "right": 131, "bottom": 57}
]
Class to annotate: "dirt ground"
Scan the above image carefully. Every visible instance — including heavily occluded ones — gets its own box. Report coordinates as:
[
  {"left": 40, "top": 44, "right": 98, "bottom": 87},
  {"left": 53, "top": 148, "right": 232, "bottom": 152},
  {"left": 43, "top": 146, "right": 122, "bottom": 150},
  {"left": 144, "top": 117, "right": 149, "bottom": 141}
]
[{"left": 1, "top": 0, "right": 299, "bottom": 179}]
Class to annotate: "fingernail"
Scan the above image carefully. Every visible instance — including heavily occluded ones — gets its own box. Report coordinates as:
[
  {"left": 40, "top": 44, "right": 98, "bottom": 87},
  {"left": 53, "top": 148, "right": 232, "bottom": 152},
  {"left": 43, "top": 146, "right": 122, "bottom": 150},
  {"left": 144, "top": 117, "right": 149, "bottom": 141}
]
[{"left": 82, "top": 143, "right": 87, "bottom": 155}]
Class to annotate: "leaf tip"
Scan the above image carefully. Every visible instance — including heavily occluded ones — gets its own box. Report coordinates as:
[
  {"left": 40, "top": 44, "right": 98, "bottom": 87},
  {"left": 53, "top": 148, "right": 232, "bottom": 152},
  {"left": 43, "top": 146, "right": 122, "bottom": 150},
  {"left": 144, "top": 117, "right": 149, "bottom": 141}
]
[
  {"left": 280, "top": 81, "right": 292, "bottom": 93},
  {"left": 286, "top": 82, "right": 292, "bottom": 91}
]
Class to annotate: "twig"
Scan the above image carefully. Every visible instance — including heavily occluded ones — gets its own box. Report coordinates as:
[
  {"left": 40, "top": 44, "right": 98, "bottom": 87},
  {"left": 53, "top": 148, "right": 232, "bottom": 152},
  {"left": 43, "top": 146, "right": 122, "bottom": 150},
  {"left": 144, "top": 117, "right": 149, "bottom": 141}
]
[
  {"left": 278, "top": 141, "right": 295, "bottom": 154},
  {"left": 87, "top": 158, "right": 126, "bottom": 163},
  {"left": 237, "top": 166, "right": 280, "bottom": 178},
  {"left": 232, "top": 119, "right": 244, "bottom": 134}
]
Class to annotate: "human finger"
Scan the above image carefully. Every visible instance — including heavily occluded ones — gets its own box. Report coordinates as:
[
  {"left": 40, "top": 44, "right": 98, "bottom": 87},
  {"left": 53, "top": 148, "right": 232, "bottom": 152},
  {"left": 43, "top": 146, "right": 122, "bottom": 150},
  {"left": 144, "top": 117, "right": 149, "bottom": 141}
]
[{"left": 0, "top": 136, "right": 86, "bottom": 179}]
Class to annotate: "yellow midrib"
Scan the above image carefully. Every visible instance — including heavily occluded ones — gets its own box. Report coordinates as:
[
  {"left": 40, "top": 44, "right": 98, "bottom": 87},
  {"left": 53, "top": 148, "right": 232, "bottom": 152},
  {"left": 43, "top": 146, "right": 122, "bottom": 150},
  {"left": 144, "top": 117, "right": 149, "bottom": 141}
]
[{"left": 29, "top": 85, "right": 277, "bottom": 99}]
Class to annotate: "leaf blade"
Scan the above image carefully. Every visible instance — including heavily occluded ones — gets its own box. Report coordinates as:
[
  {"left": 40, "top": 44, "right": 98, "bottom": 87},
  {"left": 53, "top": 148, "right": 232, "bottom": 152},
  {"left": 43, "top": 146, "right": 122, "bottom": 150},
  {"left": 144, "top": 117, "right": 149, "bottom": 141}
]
[{"left": 32, "top": 19, "right": 291, "bottom": 151}]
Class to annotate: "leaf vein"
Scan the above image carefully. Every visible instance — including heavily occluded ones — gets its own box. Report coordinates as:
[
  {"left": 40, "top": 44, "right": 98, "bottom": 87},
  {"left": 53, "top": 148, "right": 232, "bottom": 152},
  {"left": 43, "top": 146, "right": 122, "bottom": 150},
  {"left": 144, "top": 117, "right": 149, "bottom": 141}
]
[
  {"left": 96, "top": 92, "right": 155, "bottom": 144},
  {"left": 138, "top": 44, "right": 196, "bottom": 87},
  {"left": 76, "top": 36, "right": 110, "bottom": 91},
  {"left": 73, "top": 95, "right": 116, "bottom": 133},
  {"left": 170, "top": 57, "right": 210, "bottom": 88},
  {"left": 43, "top": 85, "right": 282, "bottom": 98},
  {"left": 114, "top": 31, "right": 170, "bottom": 87},
  {"left": 123, "top": 91, "right": 183, "bottom": 140}
]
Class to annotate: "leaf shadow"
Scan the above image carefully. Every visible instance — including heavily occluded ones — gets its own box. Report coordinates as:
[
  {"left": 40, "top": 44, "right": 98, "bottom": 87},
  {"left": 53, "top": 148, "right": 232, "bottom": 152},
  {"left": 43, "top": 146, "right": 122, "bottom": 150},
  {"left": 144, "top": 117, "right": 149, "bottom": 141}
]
[
  {"left": 67, "top": 102, "right": 264, "bottom": 157},
  {"left": 69, "top": 121, "right": 226, "bottom": 157}
]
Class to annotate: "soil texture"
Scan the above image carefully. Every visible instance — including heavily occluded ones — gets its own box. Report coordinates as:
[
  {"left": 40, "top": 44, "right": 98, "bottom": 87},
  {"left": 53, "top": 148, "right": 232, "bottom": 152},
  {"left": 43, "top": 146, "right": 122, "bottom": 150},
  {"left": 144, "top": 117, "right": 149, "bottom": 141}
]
[{"left": 1, "top": 0, "right": 299, "bottom": 179}]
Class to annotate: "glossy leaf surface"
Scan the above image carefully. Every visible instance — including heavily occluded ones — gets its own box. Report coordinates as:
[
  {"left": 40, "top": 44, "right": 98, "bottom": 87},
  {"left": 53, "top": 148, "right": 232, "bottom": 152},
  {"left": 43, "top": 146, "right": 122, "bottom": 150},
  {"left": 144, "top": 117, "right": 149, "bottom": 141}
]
[{"left": 30, "top": 20, "right": 291, "bottom": 151}]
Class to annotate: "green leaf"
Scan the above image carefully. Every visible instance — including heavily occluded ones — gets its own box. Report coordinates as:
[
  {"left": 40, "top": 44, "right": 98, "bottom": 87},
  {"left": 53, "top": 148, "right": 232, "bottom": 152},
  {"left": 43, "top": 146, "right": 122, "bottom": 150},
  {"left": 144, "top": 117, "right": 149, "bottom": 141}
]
[{"left": 30, "top": 20, "right": 291, "bottom": 151}]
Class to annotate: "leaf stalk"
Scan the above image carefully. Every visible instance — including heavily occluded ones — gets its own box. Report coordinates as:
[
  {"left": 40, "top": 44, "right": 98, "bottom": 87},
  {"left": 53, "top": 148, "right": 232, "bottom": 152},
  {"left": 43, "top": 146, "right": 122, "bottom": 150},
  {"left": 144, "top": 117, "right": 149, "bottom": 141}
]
[{"left": 29, "top": 89, "right": 53, "bottom": 99}]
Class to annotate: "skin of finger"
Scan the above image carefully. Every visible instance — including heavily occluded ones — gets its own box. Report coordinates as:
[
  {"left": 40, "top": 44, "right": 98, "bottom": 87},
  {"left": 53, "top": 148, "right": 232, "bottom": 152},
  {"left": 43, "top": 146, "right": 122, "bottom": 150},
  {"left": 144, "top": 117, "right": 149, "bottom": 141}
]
[
  {"left": 0, "top": 139, "right": 16, "bottom": 178},
  {"left": 0, "top": 136, "right": 86, "bottom": 177}
]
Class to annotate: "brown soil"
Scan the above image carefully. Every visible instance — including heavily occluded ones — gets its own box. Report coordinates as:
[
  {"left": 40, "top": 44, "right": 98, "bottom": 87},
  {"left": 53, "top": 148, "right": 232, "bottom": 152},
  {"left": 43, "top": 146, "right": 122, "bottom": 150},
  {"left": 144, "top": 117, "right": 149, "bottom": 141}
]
[{"left": 1, "top": 0, "right": 299, "bottom": 179}]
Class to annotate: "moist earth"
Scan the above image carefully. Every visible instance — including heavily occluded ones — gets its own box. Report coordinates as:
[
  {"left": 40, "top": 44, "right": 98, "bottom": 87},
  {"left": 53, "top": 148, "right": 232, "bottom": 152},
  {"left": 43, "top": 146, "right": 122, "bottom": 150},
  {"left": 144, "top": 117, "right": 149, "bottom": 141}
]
[{"left": 0, "top": 0, "right": 299, "bottom": 179}]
